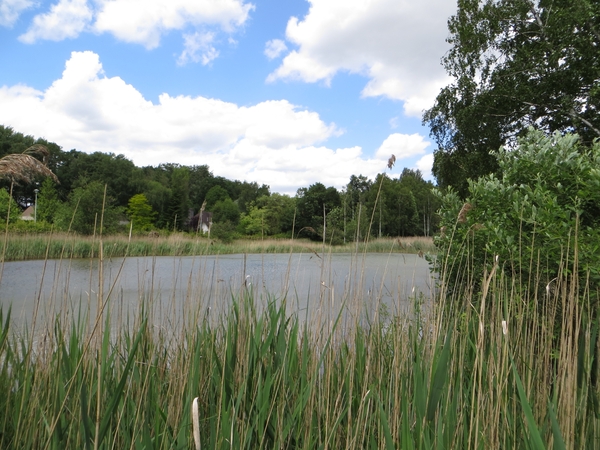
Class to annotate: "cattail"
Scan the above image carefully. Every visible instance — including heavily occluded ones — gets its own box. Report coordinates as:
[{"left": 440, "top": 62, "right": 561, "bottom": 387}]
[{"left": 192, "top": 397, "right": 201, "bottom": 450}]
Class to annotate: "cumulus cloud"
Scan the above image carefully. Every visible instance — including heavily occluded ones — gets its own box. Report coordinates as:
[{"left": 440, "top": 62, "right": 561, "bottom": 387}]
[
  {"left": 264, "top": 39, "right": 287, "bottom": 60},
  {"left": 267, "top": 0, "right": 455, "bottom": 116},
  {"left": 93, "top": 0, "right": 253, "bottom": 49},
  {"left": 17, "top": 0, "right": 253, "bottom": 65},
  {"left": 0, "top": 0, "right": 36, "bottom": 27},
  {"left": 0, "top": 51, "right": 405, "bottom": 194},
  {"left": 415, "top": 153, "right": 434, "bottom": 179},
  {"left": 177, "top": 32, "right": 219, "bottom": 66},
  {"left": 375, "top": 133, "right": 430, "bottom": 160},
  {"left": 19, "top": 0, "right": 92, "bottom": 42}
]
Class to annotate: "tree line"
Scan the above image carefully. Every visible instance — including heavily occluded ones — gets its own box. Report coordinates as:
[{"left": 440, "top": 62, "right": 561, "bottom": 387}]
[{"left": 0, "top": 125, "right": 439, "bottom": 241}]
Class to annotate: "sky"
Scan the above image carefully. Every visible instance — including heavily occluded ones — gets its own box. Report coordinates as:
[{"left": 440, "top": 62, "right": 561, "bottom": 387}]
[{"left": 0, "top": 0, "right": 456, "bottom": 195}]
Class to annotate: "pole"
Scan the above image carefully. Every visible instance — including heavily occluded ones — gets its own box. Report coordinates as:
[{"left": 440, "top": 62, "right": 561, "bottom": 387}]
[{"left": 34, "top": 189, "right": 39, "bottom": 222}]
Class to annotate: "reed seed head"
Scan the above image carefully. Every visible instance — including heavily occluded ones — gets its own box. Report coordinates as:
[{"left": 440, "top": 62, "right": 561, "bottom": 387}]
[
  {"left": 387, "top": 154, "right": 396, "bottom": 169},
  {"left": 192, "top": 397, "right": 201, "bottom": 450},
  {"left": 457, "top": 203, "right": 472, "bottom": 223},
  {"left": 0, "top": 144, "right": 59, "bottom": 185}
]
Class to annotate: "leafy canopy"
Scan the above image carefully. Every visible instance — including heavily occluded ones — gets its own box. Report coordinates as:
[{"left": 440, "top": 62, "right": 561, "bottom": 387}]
[
  {"left": 424, "top": 0, "right": 600, "bottom": 195},
  {"left": 127, "top": 194, "right": 157, "bottom": 232}
]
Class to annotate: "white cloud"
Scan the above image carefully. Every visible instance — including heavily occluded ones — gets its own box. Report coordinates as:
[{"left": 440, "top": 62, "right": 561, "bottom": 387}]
[
  {"left": 0, "top": 0, "right": 36, "bottom": 27},
  {"left": 19, "top": 0, "right": 92, "bottom": 42},
  {"left": 178, "top": 32, "right": 219, "bottom": 66},
  {"left": 264, "top": 39, "right": 287, "bottom": 60},
  {"left": 375, "top": 133, "right": 429, "bottom": 160},
  {"left": 0, "top": 51, "right": 402, "bottom": 194},
  {"left": 93, "top": 0, "right": 253, "bottom": 49},
  {"left": 415, "top": 153, "right": 434, "bottom": 179},
  {"left": 17, "top": 0, "right": 253, "bottom": 66},
  {"left": 267, "top": 0, "right": 455, "bottom": 117}
]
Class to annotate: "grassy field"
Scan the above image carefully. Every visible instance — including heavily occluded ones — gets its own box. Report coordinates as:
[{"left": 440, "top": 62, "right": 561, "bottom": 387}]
[
  {"left": 0, "top": 232, "right": 598, "bottom": 448},
  {"left": 0, "top": 232, "right": 435, "bottom": 261}
]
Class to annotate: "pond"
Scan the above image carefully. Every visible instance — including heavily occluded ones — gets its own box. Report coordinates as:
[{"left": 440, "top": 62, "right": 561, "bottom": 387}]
[{"left": 0, "top": 252, "right": 435, "bottom": 331}]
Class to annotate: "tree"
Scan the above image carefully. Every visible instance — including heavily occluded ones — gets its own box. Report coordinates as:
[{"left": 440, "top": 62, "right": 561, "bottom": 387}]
[
  {"left": 236, "top": 181, "right": 270, "bottom": 214},
  {"left": 397, "top": 169, "right": 439, "bottom": 236},
  {"left": 240, "top": 206, "right": 269, "bottom": 236},
  {"left": 55, "top": 180, "right": 122, "bottom": 234},
  {"left": 37, "top": 178, "right": 61, "bottom": 223},
  {"left": 204, "top": 185, "right": 230, "bottom": 210},
  {"left": 166, "top": 166, "right": 190, "bottom": 230},
  {"left": 53, "top": 150, "right": 136, "bottom": 206},
  {"left": 295, "top": 183, "right": 341, "bottom": 237},
  {"left": 252, "top": 193, "right": 296, "bottom": 235},
  {"left": 212, "top": 198, "right": 240, "bottom": 225},
  {"left": 424, "top": 0, "right": 600, "bottom": 196},
  {"left": 143, "top": 180, "right": 171, "bottom": 228},
  {"left": 127, "top": 194, "right": 157, "bottom": 231}
]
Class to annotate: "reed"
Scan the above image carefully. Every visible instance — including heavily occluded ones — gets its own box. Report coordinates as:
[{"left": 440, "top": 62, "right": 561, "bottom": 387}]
[
  {"left": 0, "top": 233, "right": 436, "bottom": 261},
  {"left": 0, "top": 242, "right": 597, "bottom": 448}
]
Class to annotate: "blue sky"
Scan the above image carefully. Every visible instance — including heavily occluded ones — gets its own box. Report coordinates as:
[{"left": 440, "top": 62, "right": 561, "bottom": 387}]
[{"left": 0, "top": 0, "right": 456, "bottom": 195}]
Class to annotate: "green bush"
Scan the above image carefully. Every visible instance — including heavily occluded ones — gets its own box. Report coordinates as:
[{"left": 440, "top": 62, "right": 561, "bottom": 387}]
[
  {"left": 210, "top": 221, "right": 238, "bottom": 243},
  {"left": 434, "top": 128, "right": 600, "bottom": 299},
  {"left": 0, "top": 188, "right": 20, "bottom": 224},
  {"left": 8, "top": 220, "right": 54, "bottom": 233}
]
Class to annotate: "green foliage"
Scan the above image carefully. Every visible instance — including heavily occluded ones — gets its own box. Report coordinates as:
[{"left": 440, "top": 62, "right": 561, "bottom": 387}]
[
  {"left": 52, "top": 150, "right": 137, "bottom": 205},
  {"left": 0, "top": 188, "right": 20, "bottom": 224},
  {"left": 54, "top": 180, "right": 123, "bottom": 235},
  {"left": 0, "top": 124, "right": 440, "bottom": 240},
  {"left": 240, "top": 206, "right": 269, "bottom": 236},
  {"left": 210, "top": 220, "right": 237, "bottom": 243},
  {"left": 127, "top": 194, "right": 157, "bottom": 232},
  {"left": 142, "top": 180, "right": 171, "bottom": 228},
  {"left": 240, "top": 193, "right": 296, "bottom": 236},
  {"left": 204, "top": 185, "right": 230, "bottom": 209},
  {"left": 295, "top": 183, "right": 341, "bottom": 236},
  {"left": 424, "top": 0, "right": 600, "bottom": 195},
  {"left": 364, "top": 171, "right": 439, "bottom": 238},
  {"left": 36, "top": 178, "right": 60, "bottom": 224},
  {"left": 435, "top": 128, "right": 600, "bottom": 296},
  {"left": 7, "top": 220, "right": 54, "bottom": 233},
  {"left": 165, "top": 165, "right": 190, "bottom": 230},
  {"left": 212, "top": 197, "right": 240, "bottom": 225}
]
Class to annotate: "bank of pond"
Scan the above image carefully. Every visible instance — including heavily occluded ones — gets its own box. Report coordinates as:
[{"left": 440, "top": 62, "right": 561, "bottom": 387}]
[{"left": 0, "top": 233, "right": 434, "bottom": 262}]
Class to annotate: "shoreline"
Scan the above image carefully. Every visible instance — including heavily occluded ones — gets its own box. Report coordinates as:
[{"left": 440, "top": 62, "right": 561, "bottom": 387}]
[{"left": 1, "top": 233, "right": 435, "bottom": 262}]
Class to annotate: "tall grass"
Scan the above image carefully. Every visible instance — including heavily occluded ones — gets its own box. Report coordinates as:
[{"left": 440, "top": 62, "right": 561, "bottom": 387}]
[
  {"left": 0, "top": 240, "right": 598, "bottom": 448},
  {"left": 0, "top": 233, "right": 435, "bottom": 262}
]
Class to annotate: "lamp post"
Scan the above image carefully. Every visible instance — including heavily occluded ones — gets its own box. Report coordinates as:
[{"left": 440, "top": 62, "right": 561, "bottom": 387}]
[{"left": 34, "top": 189, "right": 39, "bottom": 222}]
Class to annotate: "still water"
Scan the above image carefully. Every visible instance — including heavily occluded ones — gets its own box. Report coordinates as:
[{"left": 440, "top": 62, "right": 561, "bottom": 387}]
[{"left": 0, "top": 253, "right": 435, "bottom": 330}]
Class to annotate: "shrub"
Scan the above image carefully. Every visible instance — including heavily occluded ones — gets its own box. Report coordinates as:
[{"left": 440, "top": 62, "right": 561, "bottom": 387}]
[{"left": 434, "top": 128, "right": 600, "bottom": 300}]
